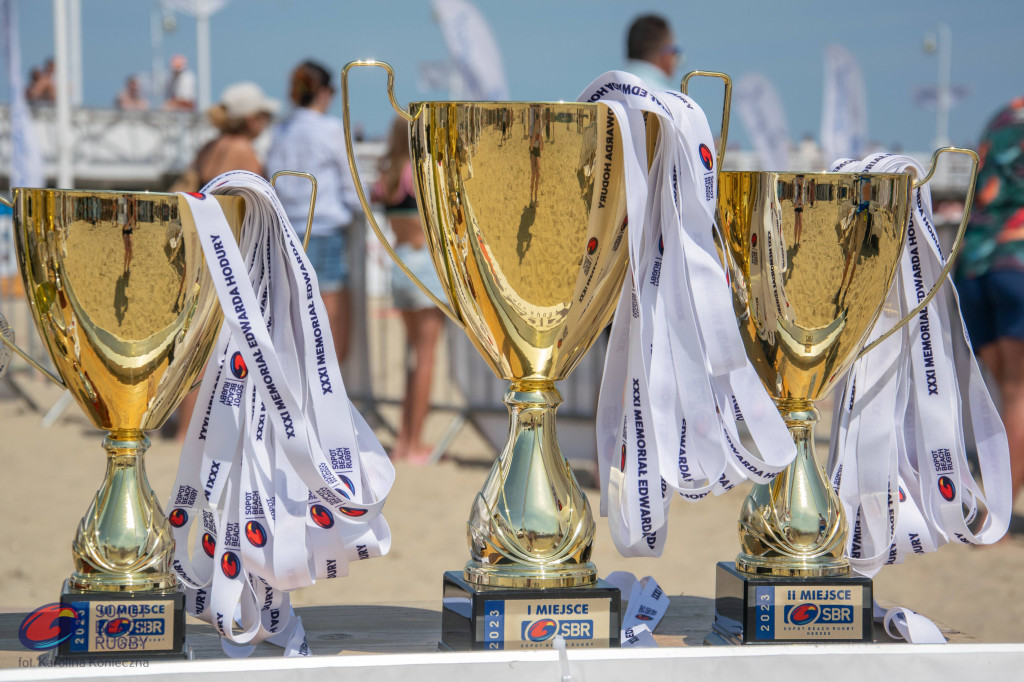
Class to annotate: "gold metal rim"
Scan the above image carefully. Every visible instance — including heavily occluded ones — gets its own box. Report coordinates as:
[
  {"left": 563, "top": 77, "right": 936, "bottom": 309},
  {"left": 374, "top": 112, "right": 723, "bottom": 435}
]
[
  {"left": 464, "top": 561, "right": 598, "bottom": 589},
  {"left": 720, "top": 170, "right": 913, "bottom": 180},
  {"left": 409, "top": 100, "right": 603, "bottom": 108},
  {"left": 735, "top": 555, "right": 851, "bottom": 578}
]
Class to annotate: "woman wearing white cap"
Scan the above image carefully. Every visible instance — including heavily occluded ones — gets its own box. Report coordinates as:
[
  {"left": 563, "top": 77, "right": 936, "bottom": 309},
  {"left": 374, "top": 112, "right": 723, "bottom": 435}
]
[{"left": 187, "top": 82, "right": 279, "bottom": 187}]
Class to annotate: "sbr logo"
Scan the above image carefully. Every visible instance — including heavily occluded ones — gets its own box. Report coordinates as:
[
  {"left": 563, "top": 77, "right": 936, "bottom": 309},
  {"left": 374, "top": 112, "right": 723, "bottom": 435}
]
[
  {"left": 785, "top": 603, "right": 819, "bottom": 625},
  {"left": 620, "top": 444, "right": 627, "bottom": 471},
  {"left": 587, "top": 237, "right": 599, "bottom": 255},
  {"left": 525, "top": 619, "right": 557, "bottom": 642},
  {"left": 104, "top": 618, "right": 131, "bottom": 637},
  {"left": 338, "top": 506, "right": 368, "bottom": 518},
  {"left": 310, "top": 504, "right": 334, "bottom": 528},
  {"left": 898, "top": 487, "right": 906, "bottom": 503},
  {"left": 698, "top": 143, "right": 714, "bottom": 171},
  {"left": 221, "top": 551, "right": 240, "bottom": 579},
  {"left": 335, "top": 474, "right": 356, "bottom": 500},
  {"left": 230, "top": 351, "right": 248, "bottom": 379},
  {"left": 202, "top": 532, "right": 216, "bottom": 557},
  {"left": 168, "top": 508, "right": 188, "bottom": 528},
  {"left": 245, "top": 520, "right": 267, "bottom": 547},
  {"left": 186, "top": 192, "right": 206, "bottom": 200},
  {"left": 18, "top": 604, "right": 77, "bottom": 650},
  {"left": 938, "top": 476, "right": 956, "bottom": 501}
]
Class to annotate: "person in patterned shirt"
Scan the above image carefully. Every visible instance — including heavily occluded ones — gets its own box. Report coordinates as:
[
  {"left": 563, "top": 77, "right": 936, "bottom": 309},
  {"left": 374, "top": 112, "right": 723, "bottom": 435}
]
[{"left": 955, "top": 97, "right": 1024, "bottom": 504}]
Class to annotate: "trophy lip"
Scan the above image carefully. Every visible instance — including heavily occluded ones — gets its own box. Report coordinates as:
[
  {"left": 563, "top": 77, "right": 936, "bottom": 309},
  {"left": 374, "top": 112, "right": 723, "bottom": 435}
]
[
  {"left": 10, "top": 187, "right": 182, "bottom": 198},
  {"left": 409, "top": 100, "right": 603, "bottom": 109},
  {"left": 719, "top": 170, "right": 913, "bottom": 181}
]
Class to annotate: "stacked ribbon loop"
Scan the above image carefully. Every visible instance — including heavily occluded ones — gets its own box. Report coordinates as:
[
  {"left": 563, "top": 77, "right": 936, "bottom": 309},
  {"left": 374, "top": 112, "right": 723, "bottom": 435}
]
[
  {"left": 166, "top": 171, "right": 394, "bottom": 656},
  {"left": 827, "top": 153, "right": 1010, "bottom": 577},
  {"left": 584, "top": 72, "right": 796, "bottom": 558}
]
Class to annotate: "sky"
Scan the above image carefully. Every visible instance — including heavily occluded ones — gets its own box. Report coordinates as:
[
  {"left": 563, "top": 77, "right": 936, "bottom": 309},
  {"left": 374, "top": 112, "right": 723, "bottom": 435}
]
[{"left": 1, "top": 0, "right": 1021, "bottom": 152}]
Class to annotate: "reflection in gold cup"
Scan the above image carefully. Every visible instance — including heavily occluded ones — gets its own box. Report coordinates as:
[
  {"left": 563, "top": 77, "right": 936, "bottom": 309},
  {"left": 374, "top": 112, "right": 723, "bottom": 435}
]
[
  {"left": 719, "top": 171, "right": 914, "bottom": 577},
  {"left": 718, "top": 150, "right": 980, "bottom": 578},
  {"left": 344, "top": 62, "right": 630, "bottom": 588},
  {"left": 2, "top": 189, "right": 242, "bottom": 592}
]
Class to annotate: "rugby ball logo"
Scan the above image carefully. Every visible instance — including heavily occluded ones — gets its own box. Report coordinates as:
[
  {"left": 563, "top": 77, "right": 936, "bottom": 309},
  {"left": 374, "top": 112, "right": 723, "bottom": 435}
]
[
  {"left": 230, "top": 351, "right": 248, "bottom": 379},
  {"left": 698, "top": 143, "right": 714, "bottom": 171},
  {"left": 310, "top": 504, "right": 334, "bottom": 528},
  {"left": 168, "top": 508, "right": 188, "bottom": 528},
  {"left": 938, "top": 476, "right": 956, "bottom": 502},
  {"left": 526, "top": 619, "right": 557, "bottom": 642},
  {"left": 202, "top": 532, "right": 216, "bottom": 558}
]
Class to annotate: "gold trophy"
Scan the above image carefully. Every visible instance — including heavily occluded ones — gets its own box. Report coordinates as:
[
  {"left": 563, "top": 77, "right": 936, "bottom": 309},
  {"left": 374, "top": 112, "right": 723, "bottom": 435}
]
[
  {"left": 342, "top": 60, "right": 630, "bottom": 650},
  {"left": 1, "top": 175, "right": 313, "bottom": 659},
  {"left": 705, "top": 149, "right": 979, "bottom": 644}
]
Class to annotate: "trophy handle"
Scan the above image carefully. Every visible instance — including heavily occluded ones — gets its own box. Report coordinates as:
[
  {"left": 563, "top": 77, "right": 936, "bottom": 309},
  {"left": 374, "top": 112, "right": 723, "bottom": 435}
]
[
  {"left": 0, "top": 194, "right": 66, "bottom": 387},
  {"left": 858, "top": 146, "right": 980, "bottom": 357},
  {"left": 340, "top": 59, "right": 463, "bottom": 327},
  {"left": 271, "top": 170, "right": 317, "bottom": 249},
  {"left": 681, "top": 70, "right": 733, "bottom": 175}
]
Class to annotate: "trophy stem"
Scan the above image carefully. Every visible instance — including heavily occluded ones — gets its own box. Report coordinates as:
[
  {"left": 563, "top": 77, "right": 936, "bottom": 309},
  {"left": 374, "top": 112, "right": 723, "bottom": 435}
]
[
  {"left": 68, "top": 430, "right": 178, "bottom": 593},
  {"left": 464, "top": 381, "right": 597, "bottom": 588},
  {"left": 735, "top": 401, "right": 849, "bottom": 578}
]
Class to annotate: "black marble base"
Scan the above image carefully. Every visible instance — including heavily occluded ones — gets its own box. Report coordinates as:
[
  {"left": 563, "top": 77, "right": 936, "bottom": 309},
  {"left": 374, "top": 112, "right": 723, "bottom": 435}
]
[
  {"left": 706, "top": 562, "right": 872, "bottom": 645},
  {"left": 440, "top": 571, "right": 620, "bottom": 651},
  {"left": 55, "top": 582, "right": 186, "bottom": 660}
]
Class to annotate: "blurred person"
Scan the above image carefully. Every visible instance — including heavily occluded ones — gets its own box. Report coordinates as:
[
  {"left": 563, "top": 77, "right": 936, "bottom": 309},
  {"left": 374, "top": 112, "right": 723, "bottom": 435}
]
[
  {"left": 26, "top": 58, "right": 56, "bottom": 103},
  {"left": 172, "top": 81, "right": 278, "bottom": 440},
  {"left": 624, "top": 14, "right": 681, "bottom": 91},
  {"left": 954, "top": 97, "right": 1024, "bottom": 506},
  {"left": 165, "top": 54, "right": 196, "bottom": 111},
  {"left": 184, "top": 81, "right": 277, "bottom": 185},
  {"left": 372, "top": 117, "right": 445, "bottom": 463},
  {"left": 116, "top": 75, "right": 149, "bottom": 111},
  {"left": 266, "top": 60, "right": 359, "bottom": 365}
]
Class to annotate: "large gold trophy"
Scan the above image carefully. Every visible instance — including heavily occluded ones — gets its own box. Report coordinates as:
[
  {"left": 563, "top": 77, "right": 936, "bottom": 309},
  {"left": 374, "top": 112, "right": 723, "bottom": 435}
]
[
  {"left": 0, "top": 177, "right": 313, "bottom": 659},
  {"left": 342, "top": 61, "right": 629, "bottom": 650},
  {"left": 705, "top": 149, "right": 978, "bottom": 644}
]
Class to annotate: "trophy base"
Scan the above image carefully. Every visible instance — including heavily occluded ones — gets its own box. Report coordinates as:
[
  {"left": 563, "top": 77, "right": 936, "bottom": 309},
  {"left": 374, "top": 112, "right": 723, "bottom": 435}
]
[
  {"left": 705, "top": 562, "right": 872, "bottom": 645},
  {"left": 440, "top": 571, "right": 620, "bottom": 651},
  {"left": 55, "top": 581, "right": 187, "bottom": 660}
]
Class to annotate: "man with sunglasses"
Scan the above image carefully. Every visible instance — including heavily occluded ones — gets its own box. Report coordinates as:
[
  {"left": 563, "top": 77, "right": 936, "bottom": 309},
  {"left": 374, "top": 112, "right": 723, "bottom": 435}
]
[{"left": 624, "top": 14, "right": 683, "bottom": 91}]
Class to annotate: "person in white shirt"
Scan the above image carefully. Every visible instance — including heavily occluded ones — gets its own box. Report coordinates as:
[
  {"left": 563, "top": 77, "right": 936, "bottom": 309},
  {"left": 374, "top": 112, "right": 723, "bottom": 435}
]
[
  {"left": 623, "top": 14, "right": 683, "bottom": 92},
  {"left": 165, "top": 54, "right": 196, "bottom": 111},
  {"left": 265, "top": 60, "right": 360, "bottom": 363}
]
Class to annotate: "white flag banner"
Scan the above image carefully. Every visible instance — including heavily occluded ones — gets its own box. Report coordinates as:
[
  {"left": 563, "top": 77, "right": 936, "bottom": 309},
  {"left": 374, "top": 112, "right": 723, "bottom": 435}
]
[
  {"left": 821, "top": 45, "right": 867, "bottom": 166},
  {"left": 431, "top": 0, "right": 509, "bottom": 100},
  {"left": 2, "top": 0, "right": 45, "bottom": 190},
  {"left": 735, "top": 73, "right": 791, "bottom": 170}
]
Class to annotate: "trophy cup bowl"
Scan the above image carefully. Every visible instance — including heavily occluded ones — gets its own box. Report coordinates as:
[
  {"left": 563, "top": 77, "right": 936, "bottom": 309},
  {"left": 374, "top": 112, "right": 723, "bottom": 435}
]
[
  {"left": 0, "top": 188, "right": 244, "bottom": 657},
  {"left": 343, "top": 60, "right": 628, "bottom": 649},
  {"left": 707, "top": 148, "right": 979, "bottom": 644}
]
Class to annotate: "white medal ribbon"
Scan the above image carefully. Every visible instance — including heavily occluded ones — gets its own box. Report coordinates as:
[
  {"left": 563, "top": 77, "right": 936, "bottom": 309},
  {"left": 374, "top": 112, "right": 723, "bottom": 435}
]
[
  {"left": 827, "top": 154, "right": 1011, "bottom": 641},
  {"left": 604, "top": 572, "right": 669, "bottom": 648},
  {"left": 584, "top": 72, "right": 796, "bottom": 558},
  {"left": 165, "top": 171, "right": 394, "bottom": 656}
]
